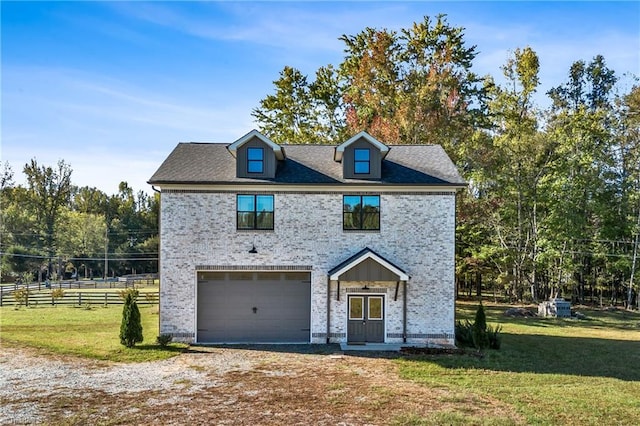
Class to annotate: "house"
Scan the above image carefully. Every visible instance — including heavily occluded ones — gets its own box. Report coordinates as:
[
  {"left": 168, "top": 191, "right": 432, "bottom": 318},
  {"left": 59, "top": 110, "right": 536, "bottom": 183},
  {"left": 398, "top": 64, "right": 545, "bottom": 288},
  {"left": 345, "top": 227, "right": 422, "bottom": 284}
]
[{"left": 148, "top": 129, "right": 466, "bottom": 347}]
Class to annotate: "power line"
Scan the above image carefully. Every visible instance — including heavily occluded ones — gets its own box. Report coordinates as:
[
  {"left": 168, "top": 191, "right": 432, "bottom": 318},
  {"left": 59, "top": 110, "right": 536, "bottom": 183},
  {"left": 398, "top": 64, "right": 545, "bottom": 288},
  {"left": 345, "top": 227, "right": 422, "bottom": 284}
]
[{"left": 0, "top": 252, "right": 158, "bottom": 261}]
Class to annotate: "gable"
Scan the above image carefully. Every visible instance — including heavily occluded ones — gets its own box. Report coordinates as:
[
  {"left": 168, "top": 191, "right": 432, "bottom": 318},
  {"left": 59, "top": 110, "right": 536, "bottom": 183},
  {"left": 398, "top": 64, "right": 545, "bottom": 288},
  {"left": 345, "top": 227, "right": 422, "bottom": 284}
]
[
  {"left": 329, "top": 248, "right": 409, "bottom": 281},
  {"left": 334, "top": 131, "right": 389, "bottom": 162},
  {"left": 234, "top": 136, "right": 278, "bottom": 179},
  {"left": 227, "top": 129, "right": 285, "bottom": 160},
  {"left": 334, "top": 132, "right": 389, "bottom": 180},
  {"left": 341, "top": 137, "right": 383, "bottom": 180}
]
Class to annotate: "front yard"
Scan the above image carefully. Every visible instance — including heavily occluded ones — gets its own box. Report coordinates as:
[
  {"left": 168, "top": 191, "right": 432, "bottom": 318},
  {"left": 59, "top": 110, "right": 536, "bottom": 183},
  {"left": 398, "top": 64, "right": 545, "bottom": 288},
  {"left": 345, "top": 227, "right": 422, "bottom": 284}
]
[{"left": 1, "top": 302, "right": 639, "bottom": 424}]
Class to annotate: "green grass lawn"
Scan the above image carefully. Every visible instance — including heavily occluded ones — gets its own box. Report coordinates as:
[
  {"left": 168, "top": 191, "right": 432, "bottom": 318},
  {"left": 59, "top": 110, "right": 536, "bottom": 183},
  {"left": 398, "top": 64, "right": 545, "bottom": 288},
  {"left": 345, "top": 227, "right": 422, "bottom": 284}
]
[
  {"left": 0, "top": 304, "right": 185, "bottom": 362},
  {"left": 1, "top": 301, "right": 639, "bottom": 424},
  {"left": 397, "top": 301, "right": 640, "bottom": 425}
]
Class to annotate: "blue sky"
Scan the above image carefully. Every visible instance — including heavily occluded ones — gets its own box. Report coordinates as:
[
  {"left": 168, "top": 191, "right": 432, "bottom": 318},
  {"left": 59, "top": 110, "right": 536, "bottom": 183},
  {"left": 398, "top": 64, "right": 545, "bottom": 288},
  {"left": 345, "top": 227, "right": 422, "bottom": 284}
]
[{"left": 2, "top": 1, "right": 639, "bottom": 195}]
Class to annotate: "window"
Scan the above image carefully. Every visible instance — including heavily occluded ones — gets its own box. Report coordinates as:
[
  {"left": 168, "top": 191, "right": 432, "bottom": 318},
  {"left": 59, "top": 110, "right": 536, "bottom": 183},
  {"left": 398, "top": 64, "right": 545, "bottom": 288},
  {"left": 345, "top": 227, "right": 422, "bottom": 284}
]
[
  {"left": 247, "top": 147, "right": 264, "bottom": 173},
  {"left": 368, "top": 296, "right": 383, "bottom": 320},
  {"left": 354, "top": 148, "right": 370, "bottom": 174},
  {"left": 349, "top": 296, "right": 364, "bottom": 320},
  {"left": 237, "top": 195, "right": 274, "bottom": 230},
  {"left": 343, "top": 195, "right": 380, "bottom": 230}
]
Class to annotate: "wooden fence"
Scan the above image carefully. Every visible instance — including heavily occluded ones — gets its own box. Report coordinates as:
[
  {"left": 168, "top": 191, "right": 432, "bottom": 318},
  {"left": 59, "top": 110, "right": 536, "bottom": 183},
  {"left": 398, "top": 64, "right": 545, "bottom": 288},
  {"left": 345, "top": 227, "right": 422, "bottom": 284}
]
[{"left": 0, "top": 289, "right": 159, "bottom": 307}]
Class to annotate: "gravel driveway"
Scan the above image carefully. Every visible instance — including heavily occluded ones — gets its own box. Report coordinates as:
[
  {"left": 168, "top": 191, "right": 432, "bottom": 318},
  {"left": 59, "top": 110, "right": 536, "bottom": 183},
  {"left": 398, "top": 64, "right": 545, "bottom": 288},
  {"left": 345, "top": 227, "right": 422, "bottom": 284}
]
[{"left": 0, "top": 345, "right": 519, "bottom": 425}]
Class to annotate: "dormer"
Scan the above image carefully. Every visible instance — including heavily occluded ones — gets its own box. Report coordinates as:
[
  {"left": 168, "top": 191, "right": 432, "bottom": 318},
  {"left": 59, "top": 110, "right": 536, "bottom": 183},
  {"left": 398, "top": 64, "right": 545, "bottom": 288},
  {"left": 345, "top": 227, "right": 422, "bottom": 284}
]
[
  {"left": 227, "top": 130, "right": 285, "bottom": 179},
  {"left": 334, "top": 131, "right": 389, "bottom": 180}
]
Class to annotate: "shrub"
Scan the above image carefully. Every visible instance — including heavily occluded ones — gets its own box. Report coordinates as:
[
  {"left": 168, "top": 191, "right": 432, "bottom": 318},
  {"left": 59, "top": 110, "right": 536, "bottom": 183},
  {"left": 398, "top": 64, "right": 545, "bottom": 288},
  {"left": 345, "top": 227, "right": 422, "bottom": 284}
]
[
  {"left": 51, "top": 288, "right": 65, "bottom": 301},
  {"left": 472, "top": 302, "right": 490, "bottom": 350},
  {"left": 456, "top": 303, "right": 502, "bottom": 351},
  {"left": 487, "top": 324, "right": 502, "bottom": 350},
  {"left": 145, "top": 292, "right": 158, "bottom": 304},
  {"left": 119, "top": 292, "right": 143, "bottom": 348},
  {"left": 455, "top": 320, "right": 474, "bottom": 347},
  {"left": 119, "top": 288, "right": 139, "bottom": 300},
  {"left": 156, "top": 334, "right": 173, "bottom": 347},
  {"left": 13, "top": 288, "right": 29, "bottom": 306}
]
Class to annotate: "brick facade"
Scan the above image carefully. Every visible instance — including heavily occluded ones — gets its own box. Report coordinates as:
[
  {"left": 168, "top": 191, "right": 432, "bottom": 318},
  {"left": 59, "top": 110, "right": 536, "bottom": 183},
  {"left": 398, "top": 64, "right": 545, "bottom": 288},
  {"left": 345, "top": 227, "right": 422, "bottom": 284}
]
[{"left": 159, "top": 190, "right": 456, "bottom": 346}]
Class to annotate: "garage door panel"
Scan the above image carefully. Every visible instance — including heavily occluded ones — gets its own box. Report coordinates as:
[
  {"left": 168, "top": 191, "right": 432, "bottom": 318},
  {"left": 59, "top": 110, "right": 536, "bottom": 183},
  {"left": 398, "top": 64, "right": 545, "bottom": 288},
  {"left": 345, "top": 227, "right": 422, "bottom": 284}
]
[{"left": 197, "top": 273, "right": 311, "bottom": 343}]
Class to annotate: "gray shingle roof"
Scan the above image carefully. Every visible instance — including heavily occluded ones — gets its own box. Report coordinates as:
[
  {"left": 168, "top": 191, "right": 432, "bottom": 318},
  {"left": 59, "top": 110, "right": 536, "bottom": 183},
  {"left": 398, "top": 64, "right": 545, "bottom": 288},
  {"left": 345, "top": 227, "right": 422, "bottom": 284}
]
[{"left": 148, "top": 142, "right": 466, "bottom": 186}]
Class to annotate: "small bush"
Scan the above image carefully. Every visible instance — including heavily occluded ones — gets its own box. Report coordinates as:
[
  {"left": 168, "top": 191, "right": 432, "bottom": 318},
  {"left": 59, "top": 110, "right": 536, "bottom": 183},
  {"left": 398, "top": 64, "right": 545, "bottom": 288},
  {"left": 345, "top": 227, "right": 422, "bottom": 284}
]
[
  {"left": 119, "top": 292, "right": 143, "bottom": 348},
  {"left": 455, "top": 320, "right": 474, "bottom": 347},
  {"left": 13, "top": 288, "right": 29, "bottom": 306},
  {"left": 51, "top": 288, "right": 65, "bottom": 300},
  {"left": 456, "top": 303, "right": 502, "bottom": 351},
  {"left": 156, "top": 334, "right": 173, "bottom": 347},
  {"left": 145, "top": 292, "right": 158, "bottom": 304},
  {"left": 472, "top": 302, "right": 490, "bottom": 350},
  {"left": 487, "top": 324, "right": 502, "bottom": 350},
  {"left": 119, "top": 288, "right": 139, "bottom": 301}
]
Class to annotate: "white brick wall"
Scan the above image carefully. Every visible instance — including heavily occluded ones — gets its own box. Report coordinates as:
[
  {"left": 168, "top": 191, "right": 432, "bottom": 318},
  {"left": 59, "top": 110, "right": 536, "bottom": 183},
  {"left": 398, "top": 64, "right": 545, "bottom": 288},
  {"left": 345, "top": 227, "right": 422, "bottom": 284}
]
[{"left": 159, "top": 190, "right": 456, "bottom": 346}]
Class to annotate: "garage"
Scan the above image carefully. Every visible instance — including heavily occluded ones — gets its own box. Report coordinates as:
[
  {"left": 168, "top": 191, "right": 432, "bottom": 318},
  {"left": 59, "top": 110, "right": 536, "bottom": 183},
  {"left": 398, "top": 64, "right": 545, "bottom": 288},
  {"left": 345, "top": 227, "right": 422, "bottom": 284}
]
[{"left": 196, "top": 271, "right": 311, "bottom": 343}]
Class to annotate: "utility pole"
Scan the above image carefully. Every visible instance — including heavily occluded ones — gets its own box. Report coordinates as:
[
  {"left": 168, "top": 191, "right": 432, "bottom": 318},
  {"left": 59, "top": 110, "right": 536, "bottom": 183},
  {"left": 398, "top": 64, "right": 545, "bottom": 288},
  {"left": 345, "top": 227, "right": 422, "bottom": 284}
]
[{"left": 104, "top": 226, "right": 108, "bottom": 280}]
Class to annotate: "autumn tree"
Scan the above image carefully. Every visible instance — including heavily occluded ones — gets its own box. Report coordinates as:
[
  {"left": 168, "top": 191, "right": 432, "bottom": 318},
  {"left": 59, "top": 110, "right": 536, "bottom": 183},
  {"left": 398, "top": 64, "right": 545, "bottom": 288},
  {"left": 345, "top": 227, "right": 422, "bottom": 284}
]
[{"left": 254, "top": 14, "right": 487, "bottom": 153}]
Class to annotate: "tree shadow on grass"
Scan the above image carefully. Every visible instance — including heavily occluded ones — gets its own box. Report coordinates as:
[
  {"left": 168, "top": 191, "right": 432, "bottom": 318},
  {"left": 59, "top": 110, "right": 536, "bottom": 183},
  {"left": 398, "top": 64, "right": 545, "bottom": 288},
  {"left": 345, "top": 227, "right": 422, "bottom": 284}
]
[{"left": 410, "top": 332, "right": 640, "bottom": 382}]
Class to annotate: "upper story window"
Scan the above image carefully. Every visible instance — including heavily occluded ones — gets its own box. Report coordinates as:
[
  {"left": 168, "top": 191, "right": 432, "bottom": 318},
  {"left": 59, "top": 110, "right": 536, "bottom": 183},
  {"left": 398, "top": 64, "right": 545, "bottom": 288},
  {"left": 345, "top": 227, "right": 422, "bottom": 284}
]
[
  {"left": 354, "top": 148, "right": 371, "bottom": 174},
  {"left": 237, "top": 194, "right": 274, "bottom": 230},
  {"left": 247, "top": 147, "right": 264, "bottom": 173},
  {"left": 343, "top": 195, "right": 380, "bottom": 231}
]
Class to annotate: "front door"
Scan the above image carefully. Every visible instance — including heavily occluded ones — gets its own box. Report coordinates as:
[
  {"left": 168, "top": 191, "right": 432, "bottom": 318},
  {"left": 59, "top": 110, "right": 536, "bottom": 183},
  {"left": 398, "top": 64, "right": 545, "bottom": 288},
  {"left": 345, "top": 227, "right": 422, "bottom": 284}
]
[{"left": 347, "top": 295, "right": 384, "bottom": 343}]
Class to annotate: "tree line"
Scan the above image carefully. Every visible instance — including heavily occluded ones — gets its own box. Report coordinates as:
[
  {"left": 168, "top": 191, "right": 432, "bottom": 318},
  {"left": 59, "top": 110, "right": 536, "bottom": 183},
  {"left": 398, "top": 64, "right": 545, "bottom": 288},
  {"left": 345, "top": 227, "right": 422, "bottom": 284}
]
[
  {"left": 252, "top": 15, "right": 640, "bottom": 307},
  {"left": 0, "top": 159, "right": 158, "bottom": 282}
]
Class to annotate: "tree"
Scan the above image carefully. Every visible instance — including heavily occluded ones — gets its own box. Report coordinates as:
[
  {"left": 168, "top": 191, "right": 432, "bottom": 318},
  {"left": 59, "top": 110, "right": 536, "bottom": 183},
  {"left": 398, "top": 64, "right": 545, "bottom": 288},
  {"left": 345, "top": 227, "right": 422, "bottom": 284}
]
[
  {"left": 23, "top": 159, "right": 73, "bottom": 278},
  {"left": 252, "top": 66, "right": 318, "bottom": 144},
  {"left": 483, "top": 47, "right": 552, "bottom": 301},
  {"left": 544, "top": 55, "right": 619, "bottom": 303},
  {"left": 120, "top": 290, "right": 143, "bottom": 348},
  {"left": 619, "top": 85, "right": 640, "bottom": 308},
  {"left": 472, "top": 302, "right": 489, "bottom": 350},
  {"left": 1, "top": 245, "right": 42, "bottom": 279},
  {"left": 55, "top": 209, "right": 107, "bottom": 278},
  {"left": 254, "top": 14, "right": 487, "bottom": 152}
]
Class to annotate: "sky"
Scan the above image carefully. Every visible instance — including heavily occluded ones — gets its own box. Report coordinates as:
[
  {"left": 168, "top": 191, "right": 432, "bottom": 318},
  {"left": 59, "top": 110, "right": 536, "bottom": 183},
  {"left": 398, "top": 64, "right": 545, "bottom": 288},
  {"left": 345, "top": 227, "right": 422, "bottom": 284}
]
[{"left": 2, "top": 1, "right": 639, "bottom": 196}]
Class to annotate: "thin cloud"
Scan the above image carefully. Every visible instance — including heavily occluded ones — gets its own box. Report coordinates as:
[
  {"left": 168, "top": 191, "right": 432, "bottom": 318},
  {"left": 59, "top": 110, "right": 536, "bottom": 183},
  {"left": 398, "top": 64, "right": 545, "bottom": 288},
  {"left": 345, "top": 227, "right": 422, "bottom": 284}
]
[{"left": 109, "top": 1, "right": 414, "bottom": 52}]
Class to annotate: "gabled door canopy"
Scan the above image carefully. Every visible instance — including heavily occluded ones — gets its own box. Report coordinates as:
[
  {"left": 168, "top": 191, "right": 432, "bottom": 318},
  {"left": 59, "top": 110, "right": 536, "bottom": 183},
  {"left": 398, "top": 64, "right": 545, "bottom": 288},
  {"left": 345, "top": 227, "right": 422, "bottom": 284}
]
[{"left": 329, "top": 247, "right": 409, "bottom": 281}]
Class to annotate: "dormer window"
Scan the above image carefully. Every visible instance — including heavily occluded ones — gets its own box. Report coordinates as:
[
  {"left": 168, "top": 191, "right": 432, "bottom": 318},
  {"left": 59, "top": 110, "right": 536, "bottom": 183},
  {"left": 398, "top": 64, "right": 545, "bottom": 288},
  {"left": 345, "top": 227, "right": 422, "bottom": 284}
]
[
  {"left": 247, "top": 147, "right": 264, "bottom": 173},
  {"left": 354, "top": 148, "right": 370, "bottom": 174},
  {"left": 228, "top": 130, "right": 285, "bottom": 179},
  {"left": 334, "top": 131, "right": 389, "bottom": 180}
]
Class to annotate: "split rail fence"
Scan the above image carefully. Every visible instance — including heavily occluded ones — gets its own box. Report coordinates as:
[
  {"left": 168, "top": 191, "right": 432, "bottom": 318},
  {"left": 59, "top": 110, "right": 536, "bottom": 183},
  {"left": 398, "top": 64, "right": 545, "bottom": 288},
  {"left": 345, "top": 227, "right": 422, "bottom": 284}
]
[{"left": 0, "top": 288, "right": 159, "bottom": 307}]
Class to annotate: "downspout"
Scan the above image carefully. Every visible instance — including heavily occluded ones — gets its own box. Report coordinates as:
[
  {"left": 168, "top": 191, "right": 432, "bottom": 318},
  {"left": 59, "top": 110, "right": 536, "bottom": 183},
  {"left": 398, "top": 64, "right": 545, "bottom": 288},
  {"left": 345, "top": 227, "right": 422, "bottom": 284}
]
[
  {"left": 403, "top": 280, "right": 407, "bottom": 343},
  {"left": 326, "top": 276, "right": 331, "bottom": 344}
]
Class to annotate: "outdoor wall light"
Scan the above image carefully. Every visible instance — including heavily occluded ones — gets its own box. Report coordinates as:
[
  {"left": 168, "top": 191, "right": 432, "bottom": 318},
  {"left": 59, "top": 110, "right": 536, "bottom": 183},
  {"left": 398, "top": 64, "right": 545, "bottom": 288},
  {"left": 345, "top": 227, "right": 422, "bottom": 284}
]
[{"left": 248, "top": 245, "right": 258, "bottom": 254}]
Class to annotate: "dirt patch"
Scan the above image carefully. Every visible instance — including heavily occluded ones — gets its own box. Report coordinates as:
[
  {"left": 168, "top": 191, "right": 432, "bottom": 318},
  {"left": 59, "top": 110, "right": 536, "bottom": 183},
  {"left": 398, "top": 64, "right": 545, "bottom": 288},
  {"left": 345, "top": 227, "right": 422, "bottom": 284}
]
[{"left": 1, "top": 346, "right": 523, "bottom": 425}]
